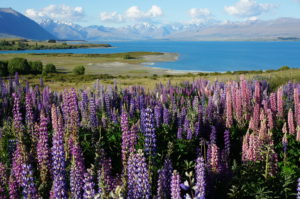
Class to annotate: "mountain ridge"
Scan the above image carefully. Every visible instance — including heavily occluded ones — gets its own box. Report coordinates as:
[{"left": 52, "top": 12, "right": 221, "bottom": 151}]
[{"left": 0, "top": 8, "right": 55, "bottom": 40}]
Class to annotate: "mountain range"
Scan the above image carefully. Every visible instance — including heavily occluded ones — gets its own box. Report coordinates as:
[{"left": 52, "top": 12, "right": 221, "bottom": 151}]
[
  {"left": 1, "top": 8, "right": 300, "bottom": 41},
  {"left": 0, "top": 8, "right": 55, "bottom": 40}
]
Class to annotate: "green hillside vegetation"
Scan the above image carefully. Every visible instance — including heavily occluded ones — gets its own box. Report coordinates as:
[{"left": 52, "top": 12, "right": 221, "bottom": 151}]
[
  {"left": 0, "top": 57, "right": 57, "bottom": 75},
  {"left": 0, "top": 39, "right": 111, "bottom": 50}
]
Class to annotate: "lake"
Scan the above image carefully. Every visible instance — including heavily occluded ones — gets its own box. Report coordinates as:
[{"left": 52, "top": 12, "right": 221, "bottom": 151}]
[{"left": 1, "top": 41, "right": 300, "bottom": 72}]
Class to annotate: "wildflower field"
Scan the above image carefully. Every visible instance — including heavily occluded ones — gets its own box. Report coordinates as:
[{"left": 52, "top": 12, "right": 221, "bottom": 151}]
[{"left": 0, "top": 74, "right": 299, "bottom": 199}]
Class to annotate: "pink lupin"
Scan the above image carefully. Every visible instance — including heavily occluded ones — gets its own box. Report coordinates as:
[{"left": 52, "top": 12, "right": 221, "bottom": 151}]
[
  {"left": 254, "top": 81, "right": 261, "bottom": 104},
  {"left": 294, "top": 88, "right": 299, "bottom": 123},
  {"left": 235, "top": 89, "right": 242, "bottom": 123},
  {"left": 277, "top": 87, "right": 283, "bottom": 118},
  {"left": 226, "top": 88, "right": 233, "bottom": 128},
  {"left": 267, "top": 109, "right": 274, "bottom": 130},
  {"left": 288, "top": 109, "right": 295, "bottom": 135},
  {"left": 270, "top": 92, "right": 277, "bottom": 113}
]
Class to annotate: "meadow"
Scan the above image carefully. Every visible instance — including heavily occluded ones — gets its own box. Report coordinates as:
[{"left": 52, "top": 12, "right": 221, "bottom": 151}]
[{"left": 0, "top": 71, "right": 299, "bottom": 198}]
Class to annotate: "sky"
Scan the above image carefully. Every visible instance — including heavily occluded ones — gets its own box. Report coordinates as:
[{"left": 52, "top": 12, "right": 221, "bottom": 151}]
[{"left": 1, "top": 0, "right": 300, "bottom": 27}]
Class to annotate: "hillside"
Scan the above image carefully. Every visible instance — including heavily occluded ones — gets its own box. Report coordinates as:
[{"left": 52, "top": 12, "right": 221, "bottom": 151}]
[{"left": 0, "top": 8, "right": 55, "bottom": 40}]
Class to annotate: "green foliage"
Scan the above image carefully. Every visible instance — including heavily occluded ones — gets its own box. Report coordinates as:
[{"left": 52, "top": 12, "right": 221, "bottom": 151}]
[
  {"left": 123, "top": 54, "right": 135, "bottom": 59},
  {"left": 278, "top": 66, "right": 290, "bottom": 71},
  {"left": 0, "top": 61, "right": 8, "bottom": 76},
  {"left": 72, "top": 65, "right": 85, "bottom": 75},
  {"left": 43, "top": 63, "right": 57, "bottom": 74},
  {"left": 8, "top": 57, "right": 31, "bottom": 75},
  {"left": 29, "top": 61, "right": 43, "bottom": 75},
  {"left": 48, "top": 39, "right": 56, "bottom": 43}
]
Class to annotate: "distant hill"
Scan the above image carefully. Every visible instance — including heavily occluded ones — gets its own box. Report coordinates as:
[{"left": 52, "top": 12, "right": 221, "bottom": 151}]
[
  {"left": 0, "top": 8, "right": 55, "bottom": 40},
  {"left": 40, "top": 17, "right": 300, "bottom": 41}
]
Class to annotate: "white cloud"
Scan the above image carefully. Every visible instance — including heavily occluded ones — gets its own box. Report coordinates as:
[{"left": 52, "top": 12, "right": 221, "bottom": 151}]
[
  {"left": 100, "top": 5, "right": 163, "bottom": 23},
  {"left": 225, "top": 0, "right": 275, "bottom": 18},
  {"left": 25, "top": 4, "right": 85, "bottom": 22},
  {"left": 189, "top": 8, "right": 213, "bottom": 24}
]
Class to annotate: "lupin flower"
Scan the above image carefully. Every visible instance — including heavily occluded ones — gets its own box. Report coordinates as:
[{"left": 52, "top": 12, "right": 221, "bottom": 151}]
[
  {"left": 254, "top": 81, "right": 261, "bottom": 104},
  {"left": 37, "top": 111, "right": 50, "bottom": 184},
  {"left": 143, "top": 107, "right": 157, "bottom": 157},
  {"left": 154, "top": 104, "right": 162, "bottom": 128},
  {"left": 226, "top": 88, "right": 233, "bottom": 128},
  {"left": 21, "top": 164, "right": 39, "bottom": 199},
  {"left": 70, "top": 141, "right": 85, "bottom": 199},
  {"left": 51, "top": 110, "right": 67, "bottom": 199},
  {"left": 121, "top": 111, "right": 130, "bottom": 163},
  {"left": 270, "top": 92, "right": 277, "bottom": 113},
  {"left": 129, "top": 124, "right": 138, "bottom": 153},
  {"left": 89, "top": 98, "right": 98, "bottom": 131},
  {"left": 9, "top": 172, "right": 19, "bottom": 199},
  {"left": 224, "top": 130, "right": 230, "bottom": 158},
  {"left": 163, "top": 107, "right": 170, "bottom": 125},
  {"left": 25, "top": 92, "right": 34, "bottom": 129},
  {"left": 288, "top": 109, "right": 295, "bottom": 135},
  {"left": 294, "top": 88, "right": 299, "bottom": 122},
  {"left": 12, "top": 142, "right": 23, "bottom": 185},
  {"left": 195, "top": 156, "right": 206, "bottom": 199},
  {"left": 0, "top": 163, "right": 7, "bottom": 198},
  {"left": 171, "top": 170, "right": 181, "bottom": 199},
  {"left": 277, "top": 87, "right": 284, "bottom": 118},
  {"left": 210, "top": 144, "right": 220, "bottom": 172},
  {"left": 12, "top": 93, "right": 23, "bottom": 134},
  {"left": 235, "top": 89, "right": 242, "bottom": 123},
  {"left": 282, "top": 131, "right": 288, "bottom": 154},
  {"left": 156, "top": 158, "right": 173, "bottom": 199},
  {"left": 267, "top": 109, "right": 274, "bottom": 130},
  {"left": 83, "top": 171, "right": 96, "bottom": 199},
  {"left": 127, "top": 150, "right": 151, "bottom": 199}
]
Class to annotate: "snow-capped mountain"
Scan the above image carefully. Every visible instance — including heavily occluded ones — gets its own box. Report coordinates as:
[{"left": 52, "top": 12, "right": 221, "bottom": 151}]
[{"left": 38, "top": 18, "right": 300, "bottom": 41}]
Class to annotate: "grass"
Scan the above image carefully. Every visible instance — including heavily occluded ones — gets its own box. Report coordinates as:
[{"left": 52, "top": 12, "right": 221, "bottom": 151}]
[
  {"left": 6, "top": 67, "right": 298, "bottom": 92},
  {"left": 0, "top": 52, "right": 168, "bottom": 76}
]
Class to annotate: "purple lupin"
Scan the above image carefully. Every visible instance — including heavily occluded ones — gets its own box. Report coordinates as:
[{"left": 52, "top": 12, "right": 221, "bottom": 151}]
[
  {"left": 127, "top": 150, "right": 151, "bottom": 199},
  {"left": 195, "top": 156, "right": 206, "bottom": 198},
  {"left": 143, "top": 107, "right": 157, "bottom": 157},
  {"left": 171, "top": 170, "right": 181, "bottom": 199},
  {"left": 21, "top": 164, "right": 39, "bottom": 199},
  {"left": 37, "top": 111, "right": 50, "bottom": 185},
  {"left": 83, "top": 171, "right": 96, "bottom": 199},
  {"left": 51, "top": 108, "right": 68, "bottom": 199}
]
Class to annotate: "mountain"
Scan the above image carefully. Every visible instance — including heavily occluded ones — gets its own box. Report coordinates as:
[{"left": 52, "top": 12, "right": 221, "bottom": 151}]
[
  {"left": 40, "top": 17, "right": 300, "bottom": 41},
  {"left": 0, "top": 8, "right": 55, "bottom": 40}
]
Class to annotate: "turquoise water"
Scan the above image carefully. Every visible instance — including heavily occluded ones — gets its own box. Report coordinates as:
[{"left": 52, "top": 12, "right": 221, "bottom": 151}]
[{"left": 1, "top": 41, "right": 300, "bottom": 72}]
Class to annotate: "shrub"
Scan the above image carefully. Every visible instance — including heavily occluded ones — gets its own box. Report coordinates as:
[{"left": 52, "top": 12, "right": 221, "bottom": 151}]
[
  {"left": 278, "top": 66, "right": 290, "bottom": 71},
  {"left": 0, "top": 61, "right": 8, "bottom": 76},
  {"left": 29, "top": 61, "right": 43, "bottom": 74},
  {"left": 72, "top": 65, "right": 85, "bottom": 75},
  {"left": 43, "top": 63, "right": 57, "bottom": 74},
  {"left": 123, "top": 54, "right": 134, "bottom": 59},
  {"left": 8, "top": 57, "right": 31, "bottom": 75}
]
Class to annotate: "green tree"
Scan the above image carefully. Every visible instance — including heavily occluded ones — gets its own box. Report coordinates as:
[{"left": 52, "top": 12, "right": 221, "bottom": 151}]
[
  {"left": 0, "top": 61, "right": 8, "bottom": 76},
  {"left": 43, "top": 63, "right": 57, "bottom": 74},
  {"left": 8, "top": 58, "right": 31, "bottom": 75},
  {"left": 72, "top": 65, "right": 85, "bottom": 75},
  {"left": 29, "top": 61, "right": 43, "bottom": 74}
]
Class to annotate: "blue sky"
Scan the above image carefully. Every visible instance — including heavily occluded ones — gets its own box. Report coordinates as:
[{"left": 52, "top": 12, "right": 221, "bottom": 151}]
[{"left": 1, "top": 0, "right": 300, "bottom": 26}]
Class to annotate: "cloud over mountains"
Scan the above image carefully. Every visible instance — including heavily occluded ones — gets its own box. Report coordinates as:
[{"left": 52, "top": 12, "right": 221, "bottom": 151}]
[{"left": 100, "top": 5, "right": 163, "bottom": 23}]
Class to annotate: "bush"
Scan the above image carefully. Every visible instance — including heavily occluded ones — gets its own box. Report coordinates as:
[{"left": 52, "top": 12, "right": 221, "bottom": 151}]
[
  {"left": 29, "top": 61, "right": 43, "bottom": 74},
  {"left": 123, "top": 54, "right": 134, "bottom": 59},
  {"left": 73, "top": 65, "right": 85, "bottom": 75},
  {"left": 278, "top": 66, "right": 290, "bottom": 71},
  {"left": 0, "top": 61, "right": 8, "bottom": 76},
  {"left": 8, "top": 58, "right": 31, "bottom": 75},
  {"left": 43, "top": 63, "right": 57, "bottom": 74}
]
